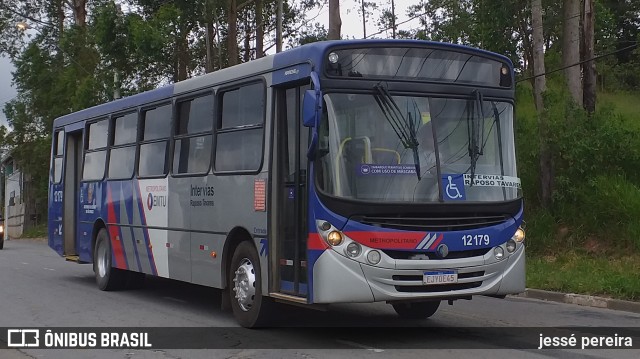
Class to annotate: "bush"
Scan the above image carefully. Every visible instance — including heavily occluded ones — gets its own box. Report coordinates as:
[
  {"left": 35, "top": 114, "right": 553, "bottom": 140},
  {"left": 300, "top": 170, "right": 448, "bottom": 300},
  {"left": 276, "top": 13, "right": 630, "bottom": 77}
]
[{"left": 516, "top": 85, "right": 640, "bottom": 252}]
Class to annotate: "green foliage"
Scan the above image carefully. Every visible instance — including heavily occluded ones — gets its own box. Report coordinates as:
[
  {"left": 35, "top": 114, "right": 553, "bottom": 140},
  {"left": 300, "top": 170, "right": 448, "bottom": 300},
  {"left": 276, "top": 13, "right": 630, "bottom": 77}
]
[
  {"left": 517, "top": 82, "right": 640, "bottom": 252},
  {"left": 20, "top": 224, "right": 47, "bottom": 239},
  {"left": 528, "top": 252, "right": 640, "bottom": 300}
]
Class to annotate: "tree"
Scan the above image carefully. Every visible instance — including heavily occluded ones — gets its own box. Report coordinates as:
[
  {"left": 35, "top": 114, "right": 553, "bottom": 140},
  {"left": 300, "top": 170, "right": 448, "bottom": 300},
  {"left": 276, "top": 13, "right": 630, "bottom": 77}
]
[
  {"left": 532, "top": 0, "right": 553, "bottom": 207},
  {"left": 582, "top": 0, "right": 596, "bottom": 113},
  {"left": 562, "top": 0, "right": 582, "bottom": 106},
  {"left": 328, "top": 0, "right": 341, "bottom": 40}
]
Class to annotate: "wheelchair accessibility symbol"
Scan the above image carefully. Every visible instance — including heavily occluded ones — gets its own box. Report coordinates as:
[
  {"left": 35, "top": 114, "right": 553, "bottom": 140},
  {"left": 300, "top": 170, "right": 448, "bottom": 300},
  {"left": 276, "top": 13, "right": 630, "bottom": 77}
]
[{"left": 442, "top": 174, "right": 466, "bottom": 201}]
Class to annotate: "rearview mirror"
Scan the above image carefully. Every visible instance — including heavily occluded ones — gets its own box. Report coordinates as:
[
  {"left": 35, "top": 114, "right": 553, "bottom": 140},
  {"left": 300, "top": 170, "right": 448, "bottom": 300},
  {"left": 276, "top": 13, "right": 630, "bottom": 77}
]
[{"left": 302, "top": 89, "right": 322, "bottom": 128}]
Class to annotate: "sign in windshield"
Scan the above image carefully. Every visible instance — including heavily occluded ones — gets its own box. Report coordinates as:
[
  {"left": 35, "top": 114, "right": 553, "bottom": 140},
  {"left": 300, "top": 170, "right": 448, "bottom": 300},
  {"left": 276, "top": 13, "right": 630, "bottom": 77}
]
[{"left": 324, "top": 47, "right": 512, "bottom": 88}]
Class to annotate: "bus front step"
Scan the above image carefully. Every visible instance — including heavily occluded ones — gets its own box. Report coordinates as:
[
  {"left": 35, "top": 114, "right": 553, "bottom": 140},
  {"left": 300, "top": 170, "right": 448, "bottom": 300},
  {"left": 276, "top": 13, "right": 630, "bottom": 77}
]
[{"left": 64, "top": 255, "right": 80, "bottom": 262}]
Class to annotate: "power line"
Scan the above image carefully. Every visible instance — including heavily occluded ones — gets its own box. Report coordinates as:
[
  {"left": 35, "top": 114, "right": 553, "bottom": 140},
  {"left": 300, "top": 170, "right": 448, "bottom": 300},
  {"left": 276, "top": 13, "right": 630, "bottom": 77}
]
[
  {"left": 517, "top": 43, "right": 638, "bottom": 83},
  {"left": 0, "top": 3, "right": 55, "bottom": 28}
]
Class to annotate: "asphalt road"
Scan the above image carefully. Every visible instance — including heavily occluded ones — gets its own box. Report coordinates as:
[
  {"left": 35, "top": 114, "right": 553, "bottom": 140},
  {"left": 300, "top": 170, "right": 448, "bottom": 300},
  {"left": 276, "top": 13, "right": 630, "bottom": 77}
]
[{"left": 0, "top": 238, "right": 639, "bottom": 359}]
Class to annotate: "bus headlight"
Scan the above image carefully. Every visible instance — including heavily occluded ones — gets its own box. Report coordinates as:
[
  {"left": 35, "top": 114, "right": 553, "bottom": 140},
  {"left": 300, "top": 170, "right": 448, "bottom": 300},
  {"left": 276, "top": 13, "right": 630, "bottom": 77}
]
[
  {"left": 366, "top": 250, "right": 381, "bottom": 265},
  {"left": 506, "top": 239, "right": 517, "bottom": 253},
  {"left": 327, "top": 231, "right": 343, "bottom": 246},
  {"left": 512, "top": 228, "right": 525, "bottom": 243},
  {"left": 494, "top": 247, "right": 504, "bottom": 260},
  {"left": 0, "top": 225, "right": 3, "bottom": 233},
  {"left": 345, "top": 242, "right": 361, "bottom": 257}
]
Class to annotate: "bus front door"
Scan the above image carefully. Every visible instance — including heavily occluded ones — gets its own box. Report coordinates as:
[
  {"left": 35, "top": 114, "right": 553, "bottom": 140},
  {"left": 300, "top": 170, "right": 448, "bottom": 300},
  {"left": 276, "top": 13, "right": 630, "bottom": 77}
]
[{"left": 274, "top": 85, "right": 310, "bottom": 298}]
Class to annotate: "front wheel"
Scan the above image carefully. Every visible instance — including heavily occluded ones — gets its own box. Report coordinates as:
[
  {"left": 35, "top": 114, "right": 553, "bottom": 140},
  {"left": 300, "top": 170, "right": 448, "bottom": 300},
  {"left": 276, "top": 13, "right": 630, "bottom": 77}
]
[
  {"left": 94, "top": 228, "right": 125, "bottom": 291},
  {"left": 0, "top": 232, "right": 4, "bottom": 250},
  {"left": 392, "top": 300, "right": 440, "bottom": 319},
  {"left": 229, "top": 241, "right": 272, "bottom": 328}
]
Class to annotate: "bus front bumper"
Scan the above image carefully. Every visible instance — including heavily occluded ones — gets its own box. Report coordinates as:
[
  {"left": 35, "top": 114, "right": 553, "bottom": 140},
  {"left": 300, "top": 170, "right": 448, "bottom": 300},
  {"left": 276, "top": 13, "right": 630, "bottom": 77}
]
[{"left": 311, "top": 245, "right": 525, "bottom": 303}]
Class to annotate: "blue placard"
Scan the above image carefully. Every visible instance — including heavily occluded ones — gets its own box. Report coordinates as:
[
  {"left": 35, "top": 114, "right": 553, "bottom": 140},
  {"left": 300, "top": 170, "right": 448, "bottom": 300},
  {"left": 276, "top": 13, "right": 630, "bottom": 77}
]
[{"left": 441, "top": 173, "right": 466, "bottom": 201}]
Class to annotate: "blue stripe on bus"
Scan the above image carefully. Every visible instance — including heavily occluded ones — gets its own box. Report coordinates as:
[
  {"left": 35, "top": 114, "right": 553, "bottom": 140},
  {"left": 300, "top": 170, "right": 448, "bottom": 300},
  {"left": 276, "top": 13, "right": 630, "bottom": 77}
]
[
  {"left": 134, "top": 180, "right": 157, "bottom": 276},
  {"left": 123, "top": 182, "right": 143, "bottom": 272}
]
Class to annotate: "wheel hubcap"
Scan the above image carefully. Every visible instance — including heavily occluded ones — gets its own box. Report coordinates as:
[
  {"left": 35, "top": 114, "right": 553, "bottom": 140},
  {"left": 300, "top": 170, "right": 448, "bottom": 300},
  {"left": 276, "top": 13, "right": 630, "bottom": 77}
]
[
  {"left": 232, "top": 258, "right": 256, "bottom": 312},
  {"left": 97, "top": 241, "right": 108, "bottom": 278}
]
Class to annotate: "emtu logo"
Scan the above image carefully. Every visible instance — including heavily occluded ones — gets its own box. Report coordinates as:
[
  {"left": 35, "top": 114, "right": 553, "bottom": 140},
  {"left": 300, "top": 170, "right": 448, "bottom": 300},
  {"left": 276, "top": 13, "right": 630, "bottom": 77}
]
[{"left": 146, "top": 192, "right": 167, "bottom": 210}]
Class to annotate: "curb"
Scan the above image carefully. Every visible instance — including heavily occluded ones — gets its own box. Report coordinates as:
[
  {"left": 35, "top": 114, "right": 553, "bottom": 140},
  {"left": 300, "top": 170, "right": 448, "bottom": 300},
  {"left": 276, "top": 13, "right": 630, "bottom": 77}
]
[{"left": 514, "top": 289, "right": 640, "bottom": 314}]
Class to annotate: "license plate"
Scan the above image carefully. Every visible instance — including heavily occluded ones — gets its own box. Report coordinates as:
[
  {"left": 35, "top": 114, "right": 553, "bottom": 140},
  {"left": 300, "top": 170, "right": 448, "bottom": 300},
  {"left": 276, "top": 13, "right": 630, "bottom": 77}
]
[{"left": 423, "top": 270, "right": 458, "bottom": 285}]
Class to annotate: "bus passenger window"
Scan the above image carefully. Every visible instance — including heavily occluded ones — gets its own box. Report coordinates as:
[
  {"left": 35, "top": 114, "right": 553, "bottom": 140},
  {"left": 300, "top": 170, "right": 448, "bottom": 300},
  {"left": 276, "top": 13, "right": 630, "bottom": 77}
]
[
  {"left": 108, "top": 112, "right": 137, "bottom": 179},
  {"left": 173, "top": 95, "right": 214, "bottom": 175},
  {"left": 82, "top": 119, "right": 108, "bottom": 181},
  {"left": 138, "top": 104, "right": 171, "bottom": 177},
  {"left": 215, "top": 82, "right": 265, "bottom": 172}
]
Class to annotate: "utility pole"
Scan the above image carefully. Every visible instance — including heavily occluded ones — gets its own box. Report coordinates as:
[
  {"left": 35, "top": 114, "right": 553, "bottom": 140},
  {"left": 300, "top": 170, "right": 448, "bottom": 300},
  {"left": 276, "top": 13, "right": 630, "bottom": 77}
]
[
  {"left": 391, "top": 0, "right": 396, "bottom": 39},
  {"left": 276, "top": 0, "right": 283, "bottom": 52},
  {"left": 582, "top": 0, "right": 596, "bottom": 113},
  {"left": 361, "top": 0, "right": 366, "bottom": 38},
  {"left": 114, "top": 4, "right": 122, "bottom": 99}
]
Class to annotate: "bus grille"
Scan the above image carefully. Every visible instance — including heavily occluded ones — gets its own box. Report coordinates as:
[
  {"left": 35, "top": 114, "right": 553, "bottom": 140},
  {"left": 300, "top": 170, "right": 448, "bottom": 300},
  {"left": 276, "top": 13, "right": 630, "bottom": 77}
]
[
  {"left": 394, "top": 282, "right": 482, "bottom": 293},
  {"left": 352, "top": 214, "right": 510, "bottom": 231},
  {"left": 382, "top": 248, "right": 491, "bottom": 260},
  {"left": 392, "top": 272, "right": 485, "bottom": 293}
]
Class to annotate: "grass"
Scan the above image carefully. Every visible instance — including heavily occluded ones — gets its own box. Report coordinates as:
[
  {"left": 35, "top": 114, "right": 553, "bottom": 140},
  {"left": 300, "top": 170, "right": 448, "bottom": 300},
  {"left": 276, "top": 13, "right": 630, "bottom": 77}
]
[
  {"left": 20, "top": 224, "right": 47, "bottom": 239},
  {"left": 527, "top": 251, "right": 640, "bottom": 301}
]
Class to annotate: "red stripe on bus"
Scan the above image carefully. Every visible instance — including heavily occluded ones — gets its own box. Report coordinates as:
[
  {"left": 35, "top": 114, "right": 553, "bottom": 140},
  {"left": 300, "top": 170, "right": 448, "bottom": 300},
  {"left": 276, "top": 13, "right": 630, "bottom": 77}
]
[
  {"left": 344, "top": 231, "right": 425, "bottom": 250},
  {"left": 307, "top": 233, "right": 329, "bottom": 250},
  {"left": 106, "top": 187, "right": 127, "bottom": 269},
  {"left": 428, "top": 234, "right": 445, "bottom": 250}
]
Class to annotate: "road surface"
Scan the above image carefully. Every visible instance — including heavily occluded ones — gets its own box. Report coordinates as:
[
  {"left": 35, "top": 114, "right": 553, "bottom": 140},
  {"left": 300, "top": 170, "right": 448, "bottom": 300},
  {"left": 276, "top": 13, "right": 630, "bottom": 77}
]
[{"left": 0, "top": 238, "right": 638, "bottom": 358}]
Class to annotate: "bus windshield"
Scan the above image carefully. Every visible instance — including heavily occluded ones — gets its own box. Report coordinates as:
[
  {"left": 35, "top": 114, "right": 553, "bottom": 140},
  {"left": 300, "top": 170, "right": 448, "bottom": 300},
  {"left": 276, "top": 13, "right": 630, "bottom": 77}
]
[{"left": 316, "top": 93, "right": 520, "bottom": 203}]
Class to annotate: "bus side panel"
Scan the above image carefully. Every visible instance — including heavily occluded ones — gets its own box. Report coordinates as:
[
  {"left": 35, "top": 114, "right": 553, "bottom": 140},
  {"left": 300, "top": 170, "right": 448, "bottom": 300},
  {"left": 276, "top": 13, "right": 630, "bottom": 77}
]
[
  {"left": 77, "top": 181, "right": 105, "bottom": 262},
  {"left": 48, "top": 182, "right": 64, "bottom": 256},
  {"left": 165, "top": 176, "right": 192, "bottom": 282},
  {"left": 189, "top": 173, "right": 269, "bottom": 289}
]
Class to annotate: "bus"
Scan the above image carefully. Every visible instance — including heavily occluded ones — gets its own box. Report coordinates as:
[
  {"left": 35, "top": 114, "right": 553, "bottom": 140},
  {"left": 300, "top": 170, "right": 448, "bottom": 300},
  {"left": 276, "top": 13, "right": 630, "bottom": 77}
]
[{"left": 48, "top": 39, "right": 525, "bottom": 327}]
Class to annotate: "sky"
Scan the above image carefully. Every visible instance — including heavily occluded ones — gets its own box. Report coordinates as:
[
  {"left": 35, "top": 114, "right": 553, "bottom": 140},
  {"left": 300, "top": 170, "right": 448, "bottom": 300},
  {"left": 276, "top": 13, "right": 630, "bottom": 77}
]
[
  {"left": 0, "top": 1, "right": 420, "bottom": 129},
  {"left": 0, "top": 55, "right": 16, "bottom": 128}
]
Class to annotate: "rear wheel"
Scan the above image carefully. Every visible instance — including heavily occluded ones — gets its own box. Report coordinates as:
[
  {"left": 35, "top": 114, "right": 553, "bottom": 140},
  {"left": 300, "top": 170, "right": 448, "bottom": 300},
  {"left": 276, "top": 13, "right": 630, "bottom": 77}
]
[
  {"left": 392, "top": 300, "right": 440, "bottom": 319},
  {"left": 229, "top": 241, "right": 272, "bottom": 328},
  {"left": 94, "top": 228, "right": 125, "bottom": 291},
  {"left": 0, "top": 233, "right": 4, "bottom": 250}
]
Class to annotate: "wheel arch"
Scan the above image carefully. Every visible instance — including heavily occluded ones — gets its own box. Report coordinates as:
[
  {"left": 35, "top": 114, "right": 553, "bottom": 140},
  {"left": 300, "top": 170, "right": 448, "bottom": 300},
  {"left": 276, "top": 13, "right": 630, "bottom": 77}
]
[
  {"left": 221, "top": 226, "right": 256, "bottom": 289},
  {"left": 91, "top": 218, "right": 107, "bottom": 262}
]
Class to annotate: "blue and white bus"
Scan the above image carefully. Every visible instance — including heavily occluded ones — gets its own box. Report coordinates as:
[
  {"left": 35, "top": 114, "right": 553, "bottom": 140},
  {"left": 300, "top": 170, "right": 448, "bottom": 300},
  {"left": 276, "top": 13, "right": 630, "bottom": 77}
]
[{"left": 49, "top": 39, "right": 525, "bottom": 327}]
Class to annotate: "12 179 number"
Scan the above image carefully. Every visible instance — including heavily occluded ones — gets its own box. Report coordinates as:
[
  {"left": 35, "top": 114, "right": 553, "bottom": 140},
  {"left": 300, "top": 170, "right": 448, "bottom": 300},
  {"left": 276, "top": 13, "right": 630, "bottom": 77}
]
[{"left": 462, "top": 234, "right": 490, "bottom": 246}]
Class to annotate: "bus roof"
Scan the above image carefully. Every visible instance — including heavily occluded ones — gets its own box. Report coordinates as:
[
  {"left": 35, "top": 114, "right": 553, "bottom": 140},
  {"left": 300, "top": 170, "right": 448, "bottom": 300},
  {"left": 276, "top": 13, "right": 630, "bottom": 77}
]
[{"left": 53, "top": 39, "right": 512, "bottom": 129}]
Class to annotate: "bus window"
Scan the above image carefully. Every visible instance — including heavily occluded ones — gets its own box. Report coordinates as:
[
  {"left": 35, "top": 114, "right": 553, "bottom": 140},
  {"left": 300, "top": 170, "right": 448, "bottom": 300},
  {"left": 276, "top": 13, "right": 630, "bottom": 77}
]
[
  {"left": 53, "top": 131, "right": 64, "bottom": 183},
  {"left": 138, "top": 104, "right": 171, "bottom": 177},
  {"left": 108, "top": 112, "right": 137, "bottom": 179},
  {"left": 215, "top": 82, "right": 265, "bottom": 172},
  {"left": 173, "top": 94, "right": 214, "bottom": 175},
  {"left": 83, "top": 119, "right": 108, "bottom": 181}
]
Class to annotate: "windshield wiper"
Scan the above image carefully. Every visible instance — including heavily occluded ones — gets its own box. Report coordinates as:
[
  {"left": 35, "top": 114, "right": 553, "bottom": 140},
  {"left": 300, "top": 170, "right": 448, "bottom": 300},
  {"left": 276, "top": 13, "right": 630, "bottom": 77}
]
[
  {"left": 467, "top": 90, "right": 486, "bottom": 185},
  {"left": 373, "top": 84, "right": 422, "bottom": 179}
]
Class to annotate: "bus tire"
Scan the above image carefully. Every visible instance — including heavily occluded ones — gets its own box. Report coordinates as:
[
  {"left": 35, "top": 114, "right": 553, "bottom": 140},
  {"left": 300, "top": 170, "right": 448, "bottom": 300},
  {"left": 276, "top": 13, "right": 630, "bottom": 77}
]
[
  {"left": 0, "top": 235, "right": 4, "bottom": 250},
  {"left": 392, "top": 300, "right": 440, "bottom": 319},
  {"left": 228, "top": 241, "right": 272, "bottom": 328},
  {"left": 94, "top": 228, "right": 125, "bottom": 291}
]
